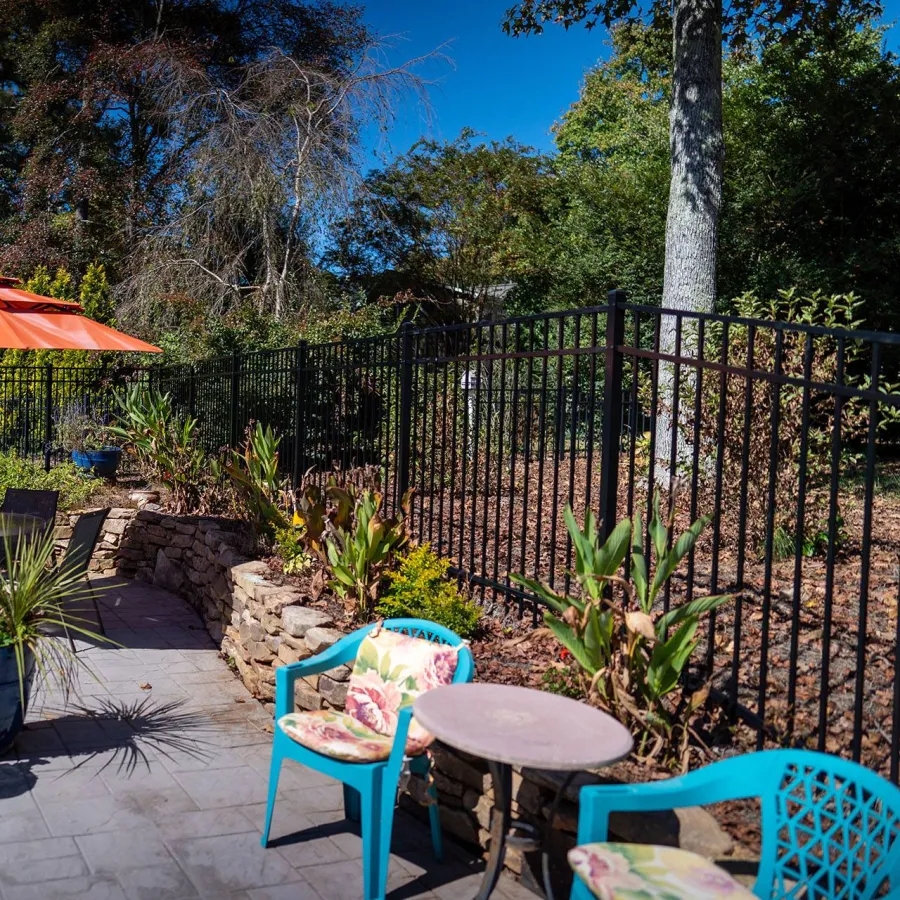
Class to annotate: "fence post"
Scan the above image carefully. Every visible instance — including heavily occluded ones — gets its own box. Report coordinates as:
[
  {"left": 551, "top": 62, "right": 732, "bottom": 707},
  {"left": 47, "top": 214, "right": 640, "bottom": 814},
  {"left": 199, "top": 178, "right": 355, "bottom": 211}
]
[
  {"left": 396, "top": 322, "right": 415, "bottom": 507},
  {"left": 598, "top": 289, "right": 626, "bottom": 541},
  {"left": 188, "top": 365, "right": 197, "bottom": 419},
  {"left": 292, "top": 342, "right": 308, "bottom": 490},
  {"left": 43, "top": 362, "right": 53, "bottom": 472},
  {"left": 229, "top": 350, "right": 241, "bottom": 449}
]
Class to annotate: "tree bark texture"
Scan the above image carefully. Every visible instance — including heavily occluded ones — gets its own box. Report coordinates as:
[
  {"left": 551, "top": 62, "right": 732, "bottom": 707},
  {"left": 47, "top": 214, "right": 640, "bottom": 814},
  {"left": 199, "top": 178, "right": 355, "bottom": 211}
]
[{"left": 656, "top": 0, "right": 724, "bottom": 482}]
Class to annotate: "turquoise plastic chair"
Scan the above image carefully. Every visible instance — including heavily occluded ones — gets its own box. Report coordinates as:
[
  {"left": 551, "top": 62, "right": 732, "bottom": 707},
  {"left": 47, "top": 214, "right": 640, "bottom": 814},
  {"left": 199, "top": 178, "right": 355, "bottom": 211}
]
[
  {"left": 571, "top": 749, "right": 900, "bottom": 900},
  {"left": 261, "top": 618, "right": 475, "bottom": 900}
]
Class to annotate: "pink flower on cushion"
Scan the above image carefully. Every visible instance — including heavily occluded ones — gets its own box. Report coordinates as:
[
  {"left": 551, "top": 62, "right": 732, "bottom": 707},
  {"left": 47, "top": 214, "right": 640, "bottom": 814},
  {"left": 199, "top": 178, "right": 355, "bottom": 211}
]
[
  {"left": 420, "top": 648, "right": 458, "bottom": 691},
  {"left": 308, "top": 719, "right": 354, "bottom": 744},
  {"left": 680, "top": 865, "right": 746, "bottom": 896},
  {"left": 568, "top": 847, "right": 645, "bottom": 900},
  {"left": 346, "top": 669, "right": 403, "bottom": 735}
]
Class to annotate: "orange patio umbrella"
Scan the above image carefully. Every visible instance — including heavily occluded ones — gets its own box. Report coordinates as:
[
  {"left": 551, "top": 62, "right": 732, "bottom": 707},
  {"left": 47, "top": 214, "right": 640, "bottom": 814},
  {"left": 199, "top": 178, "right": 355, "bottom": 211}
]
[{"left": 0, "top": 276, "right": 161, "bottom": 353}]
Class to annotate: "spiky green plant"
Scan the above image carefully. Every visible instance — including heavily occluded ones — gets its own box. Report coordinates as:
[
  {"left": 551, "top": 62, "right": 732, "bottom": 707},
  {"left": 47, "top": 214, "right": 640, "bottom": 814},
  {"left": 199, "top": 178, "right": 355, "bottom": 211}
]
[
  {"left": 325, "top": 485, "right": 412, "bottom": 620},
  {"left": 512, "top": 492, "right": 731, "bottom": 767},
  {"left": 0, "top": 525, "right": 115, "bottom": 706}
]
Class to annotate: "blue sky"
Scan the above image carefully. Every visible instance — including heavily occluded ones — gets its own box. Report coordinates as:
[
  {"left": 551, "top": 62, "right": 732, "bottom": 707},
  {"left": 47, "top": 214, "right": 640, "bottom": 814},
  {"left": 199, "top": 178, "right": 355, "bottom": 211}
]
[
  {"left": 359, "top": 0, "right": 608, "bottom": 162},
  {"left": 360, "top": 0, "right": 900, "bottom": 166}
]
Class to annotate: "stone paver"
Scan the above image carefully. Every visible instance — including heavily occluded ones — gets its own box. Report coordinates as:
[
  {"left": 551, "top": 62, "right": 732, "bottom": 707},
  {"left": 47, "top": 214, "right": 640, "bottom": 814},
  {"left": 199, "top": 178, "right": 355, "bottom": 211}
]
[{"left": 0, "top": 578, "right": 536, "bottom": 900}]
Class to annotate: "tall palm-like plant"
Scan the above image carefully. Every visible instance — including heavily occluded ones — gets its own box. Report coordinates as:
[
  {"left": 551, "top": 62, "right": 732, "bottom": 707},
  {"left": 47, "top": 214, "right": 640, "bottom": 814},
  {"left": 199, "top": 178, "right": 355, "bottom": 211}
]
[{"left": 0, "top": 524, "right": 113, "bottom": 708}]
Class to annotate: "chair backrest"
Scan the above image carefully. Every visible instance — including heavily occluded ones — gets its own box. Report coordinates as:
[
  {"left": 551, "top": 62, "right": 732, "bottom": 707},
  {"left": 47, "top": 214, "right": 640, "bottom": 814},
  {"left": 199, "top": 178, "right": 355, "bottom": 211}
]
[
  {"left": 755, "top": 750, "right": 900, "bottom": 899},
  {"left": 379, "top": 618, "right": 475, "bottom": 684},
  {"left": 1, "top": 488, "right": 58, "bottom": 531},
  {"left": 337, "top": 618, "right": 475, "bottom": 737},
  {"left": 62, "top": 508, "right": 110, "bottom": 579}
]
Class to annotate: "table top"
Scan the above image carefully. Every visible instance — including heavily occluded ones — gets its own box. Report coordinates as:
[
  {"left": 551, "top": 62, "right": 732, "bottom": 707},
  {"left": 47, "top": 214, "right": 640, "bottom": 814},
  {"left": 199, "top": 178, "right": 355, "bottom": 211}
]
[
  {"left": 0, "top": 513, "right": 44, "bottom": 538},
  {"left": 414, "top": 683, "right": 633, "bottom": 770}
]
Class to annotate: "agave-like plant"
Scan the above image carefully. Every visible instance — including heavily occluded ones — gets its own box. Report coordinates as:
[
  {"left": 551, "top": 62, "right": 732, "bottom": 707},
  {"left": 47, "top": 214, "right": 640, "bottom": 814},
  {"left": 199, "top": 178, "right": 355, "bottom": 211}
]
[
  {"left": 0, "top": 525, "right": 114, "bottom": 711},
  {"left": 324, "top": 483, "right": 413, "bottom": 619},
  {"left": 110, "top": 385, "right": 207, "bottom": 514},
  {"left": 512, "top": 491, "right": 731, "bottom": 767}
]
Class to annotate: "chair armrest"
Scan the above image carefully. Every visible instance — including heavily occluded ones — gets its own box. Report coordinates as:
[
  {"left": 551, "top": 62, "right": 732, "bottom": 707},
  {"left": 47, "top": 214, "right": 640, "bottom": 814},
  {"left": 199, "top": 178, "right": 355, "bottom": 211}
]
[
  {"left": 576, "top": 757, "right": 764, "bottom": 845},
  {"left": 274, "top": 637, "right": 360, "bottom": 719}
]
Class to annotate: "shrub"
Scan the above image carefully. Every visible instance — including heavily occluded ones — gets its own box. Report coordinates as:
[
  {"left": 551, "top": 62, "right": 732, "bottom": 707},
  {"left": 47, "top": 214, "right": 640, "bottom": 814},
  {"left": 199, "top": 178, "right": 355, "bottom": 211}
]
[
  {"left": 325, "top": 483, "right": 411, "bottom": 620},
  {"left": 225, "top": 423, "right": 287, "bottom": 536},
  {"left": 0, "top": 451, "right": 100, "bottom": 511},
  {"left": 377, "top": 544, "right": 481, "bottom": 639},
  {"left": 110, "top": 386, "right": 207, "bottom": 514},
  {"left": 273, "top": 526, "right": 313, "bottom": 576},
  {"left": 512, "top": 492, "right": 731, "bottom": 769}
]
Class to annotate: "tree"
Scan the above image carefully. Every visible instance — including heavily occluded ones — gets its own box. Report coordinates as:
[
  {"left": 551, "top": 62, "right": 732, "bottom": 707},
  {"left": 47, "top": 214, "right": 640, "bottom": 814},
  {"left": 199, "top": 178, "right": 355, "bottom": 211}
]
[
  {"left": 549, "top": 23, "right": 670, "bottom": 308},
  {"left": 329, "top": 130, "right": 554, "bottom": 318},
  {"left": 506, "top": 0, "right": 882, "bottom": 482},
  {"left": 504, "top": 0, "right": 881, "bottom": 318},
  {"left": 719, "top": 19, "right": 900, "bottom": 331},
  {"left": 0, "top": 0, "right": 369, "bottom": 278},
  {"left": 118, "top": 38, "right": 439, "bottom": 330},
  {"left": 552, "top": 15, "right": 900, "bottom": 331}
]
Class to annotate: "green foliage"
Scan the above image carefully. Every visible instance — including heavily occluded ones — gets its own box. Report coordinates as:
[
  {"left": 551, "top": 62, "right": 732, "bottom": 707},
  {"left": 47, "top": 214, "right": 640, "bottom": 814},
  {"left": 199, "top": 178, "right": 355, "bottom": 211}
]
[
  {"left": 325, "top": 484, "right": 412, "bottom": 620},
  {"left": 377, "top": 544, "right": 481, "bottom": 639},
  {"left": 110, "top": 386, "right": 207, "bottom": 515},
  {"left": 0, "top": 451, "right": 100, "bottom": 511},
  {"left": 273, "top": 527, "right": 313, "bottom": 576},
  {"left": 55, "top": 405, "right": 113, "bottom": 453},
  {"left": 512, "top": 493, "right": 730, "bottom": 766},
  {"left": 541, "top": 665, "right": 583, "bottom": 699},
  {"left": 0, "top": 525, "right": 115, "bottom": 705},
  {"left": 329, "top": 130, "right": 554, "bottom": 317},
  {"left": 225, "top": 423, "right": 287, "bottom": 536},
  {"left": 546, "top": 15, "right": 900, "bottom": 329},
  {"left": 719, "top": 20, "right": 900, "bottom": 330},
  {"left": 79, "top": 263, "right": 114, "bottom": 325}
]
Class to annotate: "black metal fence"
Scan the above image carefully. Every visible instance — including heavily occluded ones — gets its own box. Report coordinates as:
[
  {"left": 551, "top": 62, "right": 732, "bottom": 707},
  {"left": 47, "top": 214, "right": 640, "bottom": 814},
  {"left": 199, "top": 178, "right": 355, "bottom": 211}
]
[
  {"left": 2, "top": 292, "right": 900, "bottom": 776},
  {"left": 0, "top": 362, "right": 146, "bottom": 468}
]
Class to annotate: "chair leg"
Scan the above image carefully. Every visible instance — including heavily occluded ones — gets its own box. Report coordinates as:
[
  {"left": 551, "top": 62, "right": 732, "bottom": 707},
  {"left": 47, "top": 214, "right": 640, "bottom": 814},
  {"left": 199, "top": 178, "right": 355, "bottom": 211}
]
[
  {"left": 89, "top": 584, "right": 105, "bottom": 637},
  {"left": 426, "top": 769, "right": 443, "bottom": 862},
  {"left": 344, "top": 784, "right": 361, "bottom": 822},
  {"left": 361, "top": 778, "right": 384, "bottom": 900},
  {"left": 260, "top": 745, "right": 283, "bottom": 848}
]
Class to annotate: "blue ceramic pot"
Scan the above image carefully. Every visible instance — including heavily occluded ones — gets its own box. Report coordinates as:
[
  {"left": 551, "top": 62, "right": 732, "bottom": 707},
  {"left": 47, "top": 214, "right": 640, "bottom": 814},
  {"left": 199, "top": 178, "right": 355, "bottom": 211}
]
[
  {"left": 0, "top": 645, "right": 34, "bottom": 753},
  {"left": 71, "top": 447, "right": 121, "bottom": 479}
]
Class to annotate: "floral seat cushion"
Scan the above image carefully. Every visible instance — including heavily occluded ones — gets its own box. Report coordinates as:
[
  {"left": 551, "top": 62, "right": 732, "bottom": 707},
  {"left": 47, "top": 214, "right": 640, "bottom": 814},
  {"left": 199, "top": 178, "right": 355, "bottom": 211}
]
[
  {"left": 569, "top": 843, "right": 756, "bottom": 900},
  {"left": 279, "top": 709, "right": 408, "bottom": 762},
  {"left": 279, "top": 627, "right": 459, "bottom": 762}
]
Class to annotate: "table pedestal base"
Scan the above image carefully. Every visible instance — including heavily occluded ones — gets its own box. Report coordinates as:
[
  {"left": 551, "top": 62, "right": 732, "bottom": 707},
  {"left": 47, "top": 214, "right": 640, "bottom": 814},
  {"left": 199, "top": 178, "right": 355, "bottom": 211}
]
[{"left": 475, "top": 762, "right": 575, "bottom": 900}]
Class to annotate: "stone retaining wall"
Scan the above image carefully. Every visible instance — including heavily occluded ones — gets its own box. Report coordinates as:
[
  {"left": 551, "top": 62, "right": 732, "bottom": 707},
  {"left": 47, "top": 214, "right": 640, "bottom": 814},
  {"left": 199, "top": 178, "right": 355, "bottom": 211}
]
[{"left": 58, "top": 506, "right": 736, "bottom": 893}]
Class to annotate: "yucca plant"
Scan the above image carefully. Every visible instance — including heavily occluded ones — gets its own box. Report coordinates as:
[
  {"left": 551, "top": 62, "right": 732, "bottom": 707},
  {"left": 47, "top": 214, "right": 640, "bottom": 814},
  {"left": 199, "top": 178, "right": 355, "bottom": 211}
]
[
  {"left": 512, "top": 491, "right": 731, "bottom": 768},
  {"left": 325, "top": 484, "right": 413, "bottom": 619},
  {"left": 110, "top": 386, "right": 207, "bottom": 514},
  {"left": 224, "top": 423, "right": 288, "bottom": 535},
  {"left": 0, "top": 526, "right": 115, "bottom": 750}
]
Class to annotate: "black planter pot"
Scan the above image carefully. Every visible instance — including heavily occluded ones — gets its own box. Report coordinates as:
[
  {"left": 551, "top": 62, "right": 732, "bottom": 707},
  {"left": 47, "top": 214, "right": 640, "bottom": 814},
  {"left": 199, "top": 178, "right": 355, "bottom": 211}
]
[{"left": 0, "top": 646, "right": 35, "bottom": 753}]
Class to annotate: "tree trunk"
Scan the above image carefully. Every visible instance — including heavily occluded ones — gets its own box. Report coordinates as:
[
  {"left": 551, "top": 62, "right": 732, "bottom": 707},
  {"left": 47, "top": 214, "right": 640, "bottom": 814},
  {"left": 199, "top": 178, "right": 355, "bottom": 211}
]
[{"left": 655, "top": 0, "right": 724, "bottom": 485}]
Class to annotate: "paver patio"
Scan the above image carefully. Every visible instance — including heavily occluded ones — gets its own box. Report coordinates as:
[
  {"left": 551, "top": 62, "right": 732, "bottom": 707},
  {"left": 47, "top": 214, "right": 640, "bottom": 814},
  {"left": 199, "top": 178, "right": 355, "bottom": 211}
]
[{"left": 0, "top": 577, "right": 535, "bottom": 900}]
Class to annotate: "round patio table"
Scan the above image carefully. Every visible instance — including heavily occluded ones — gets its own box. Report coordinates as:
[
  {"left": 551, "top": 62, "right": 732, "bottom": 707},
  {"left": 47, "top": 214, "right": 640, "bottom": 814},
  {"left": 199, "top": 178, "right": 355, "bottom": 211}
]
[
  {"left": 0, "top": 513, "right": 44, "bottom": 558},
  {"left": 414, "top": 682, "right": 633, "bottom": 900}
]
